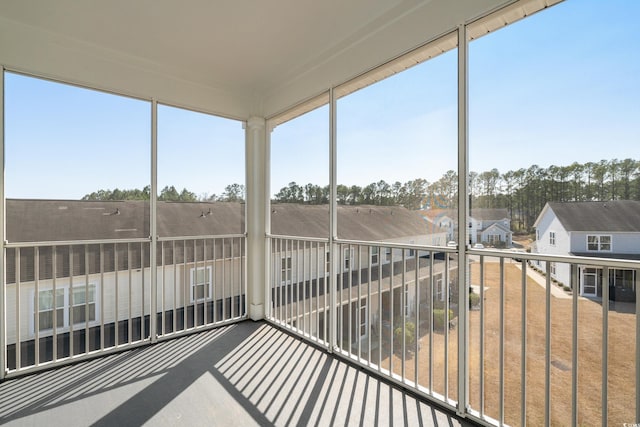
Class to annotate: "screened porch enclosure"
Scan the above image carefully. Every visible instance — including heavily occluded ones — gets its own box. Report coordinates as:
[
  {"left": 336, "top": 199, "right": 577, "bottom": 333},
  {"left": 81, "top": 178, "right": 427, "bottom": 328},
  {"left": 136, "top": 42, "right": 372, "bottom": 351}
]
[{"left": 1, "top": 1, "right": 639, "bottom": 426}]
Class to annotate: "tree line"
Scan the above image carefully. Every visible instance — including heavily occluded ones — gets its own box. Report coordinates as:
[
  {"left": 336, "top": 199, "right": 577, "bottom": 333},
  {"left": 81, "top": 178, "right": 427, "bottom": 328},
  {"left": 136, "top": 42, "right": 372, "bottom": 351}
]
[
  {"left": 272, "top": 158, "right": 639, "bottom": 231},
  {"left": 82, "top": 184, "right": 245, "bottom": 203},
  {"left": 82, "top": 158, "right": 638, "bottom": 232}
]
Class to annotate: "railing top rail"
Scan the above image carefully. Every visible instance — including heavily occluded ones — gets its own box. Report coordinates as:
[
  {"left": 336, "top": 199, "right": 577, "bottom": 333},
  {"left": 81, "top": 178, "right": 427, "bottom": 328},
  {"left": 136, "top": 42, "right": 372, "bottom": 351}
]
[
  {"left": 267, "top": 233, "right": 330, "bottom": 243},
  {"left": 4, "top": 234, "right": 248, "bottom": 248},
  {"left": 334, "top": 238, "right": 458, "bottom": 253},
  {"left": 5, "top": 237, "right": 150, "bottom": 248},
  {"left": 157, "top": 234, "right": 246, "bottom": 242},
  {"left": 468, "top": 248, "right": 640, "bottom": 269}
]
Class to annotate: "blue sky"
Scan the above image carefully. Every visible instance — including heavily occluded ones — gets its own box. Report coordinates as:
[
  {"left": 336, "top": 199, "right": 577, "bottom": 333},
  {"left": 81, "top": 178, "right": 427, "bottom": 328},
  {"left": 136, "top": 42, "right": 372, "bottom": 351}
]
[{"left": 5, "top": 0, "right": 639, "bottom": 199}]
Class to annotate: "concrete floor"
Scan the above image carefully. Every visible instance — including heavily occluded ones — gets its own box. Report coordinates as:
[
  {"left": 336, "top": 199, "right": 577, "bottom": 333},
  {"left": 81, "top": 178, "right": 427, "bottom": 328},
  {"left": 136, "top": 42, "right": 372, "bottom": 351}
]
[{"left": 0, "top": 321, "right": 471, "bottom": 426}]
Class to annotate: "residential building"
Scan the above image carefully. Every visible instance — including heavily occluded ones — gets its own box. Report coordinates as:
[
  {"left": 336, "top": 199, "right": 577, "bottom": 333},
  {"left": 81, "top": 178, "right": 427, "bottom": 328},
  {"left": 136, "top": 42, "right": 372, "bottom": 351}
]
[
  {"left": 533, "top": 201, "right": 640, "bottom": 300},
  {"left": 423, "top": 208, "right": 513, "bottom": 247}
]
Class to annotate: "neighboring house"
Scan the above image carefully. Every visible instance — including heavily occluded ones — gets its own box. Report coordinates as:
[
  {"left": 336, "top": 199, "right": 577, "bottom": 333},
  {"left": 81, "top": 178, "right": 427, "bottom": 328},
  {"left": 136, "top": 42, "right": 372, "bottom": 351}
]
[
  {"left": 533, "top": 201, "right": 640, "bottom": 301},
  {"left": 5, "top": 200, "right": 449, "bottom": 365},
  {"left": 422, "top": 208, "right": 512, "bottom": 247},
  {"left": 270, "top": 204, "right": 451, "bottom": 349}
]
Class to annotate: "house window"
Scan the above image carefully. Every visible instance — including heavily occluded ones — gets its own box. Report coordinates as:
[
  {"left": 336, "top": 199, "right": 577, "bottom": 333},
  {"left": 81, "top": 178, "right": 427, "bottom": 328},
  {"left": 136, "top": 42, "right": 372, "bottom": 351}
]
[
  {"left": 385, "top": 248, "right": 392, "bottom": 262},
  {"left": 550, "top": 262, "right": 556, "bottom": 276},
  {"left": 587, "top": 235, "right": 611, "bottom": 252},
  {"left": 37, "top": 288, "right": 65, "bottom": 330},
  {"left": 344, "top": 247, "right": 351, "bottom": 270},
  {"left": 35, "top": 284, "right": 97, "bottom": 333},
  {"left": 549, "top": 231, "right": 556, "bottom": 246},
  {"left": 359, "top": 298, "right": 368, "bottom": 339},
  {"left": 404, "top": 284, "right": 410, "bottom": 316},
  {"left": 371, "top": 247, "right": 379, "bottom": 266},
  {"left": 536, "top": 229, "right": 540, "bottom": 241},
  {"left": 407, "top": 249, "right": 415, "bottom": 258},
  {"left": 280, "top": 257, "right": 292, "bottom": 284},
  {"left": 325, "top": 252, "right": 331, "bottom": 273},
  {"left": 191, "top": 266, "right": 212, "bottom": 302},
  {"left": 435, "top": 276, "right": 444, "bottom": 301}
]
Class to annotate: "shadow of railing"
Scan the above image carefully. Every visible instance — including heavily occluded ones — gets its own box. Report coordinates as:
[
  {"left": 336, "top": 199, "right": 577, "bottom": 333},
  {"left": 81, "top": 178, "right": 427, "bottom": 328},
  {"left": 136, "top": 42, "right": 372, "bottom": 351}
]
[{"left": 0, "top": 321, "right": 471, "bottom": 426}]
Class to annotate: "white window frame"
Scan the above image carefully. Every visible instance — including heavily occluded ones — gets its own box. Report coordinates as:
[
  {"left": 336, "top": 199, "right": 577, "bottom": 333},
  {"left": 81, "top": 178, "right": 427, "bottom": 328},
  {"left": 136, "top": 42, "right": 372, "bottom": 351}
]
[
  {"left": 358, "top": 297, "right": 368, "bottom": 340},
  {"left": 31, "top": 282, "right": 99, "bottom": 336},
  {"left": 325, "top": 251, "right": 331, "bottom": 273},
  {"left": 385, "top": 247, "right": 392, "bottom": 263},
  {"left": 371, "top": 247, "right": 379, "bottom": 266},
  {"left": 587, "top": 234, "right": 612, "bottom": 252},
  {"left": 550, "top": 262, "right": 556, "bottom": 276},
  {"left": 190, "top": 266, "right": 213, "bottom": 302},
  {"left": 404, "top": 283, "right": 411, "bottom": 316},
  {"left": 549, "top": 231, "right": 556, "bottom": 246},
  {"left": 344, "top": 247, "right": 352, "bottom": 271}
]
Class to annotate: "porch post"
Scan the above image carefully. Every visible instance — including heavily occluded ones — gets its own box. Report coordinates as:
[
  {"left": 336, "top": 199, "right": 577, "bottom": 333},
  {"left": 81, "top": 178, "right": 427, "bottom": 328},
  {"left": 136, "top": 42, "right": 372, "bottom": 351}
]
[
  {"left": 0, "top": 66, "right": 6, "bottom": 380},
  {"left": 457, "top": 24, "right": 469, "bottom": 416},
  {"left": 245, "top": 116, "right": 267, "bottom": 320}
]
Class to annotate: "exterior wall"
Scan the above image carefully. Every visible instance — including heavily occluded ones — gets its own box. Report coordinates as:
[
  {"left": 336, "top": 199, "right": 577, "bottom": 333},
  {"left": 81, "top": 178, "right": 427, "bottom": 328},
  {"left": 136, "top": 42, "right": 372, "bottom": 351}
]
[
  {"left": 534, "top": 208, "right": 571, "bottom": 285},
  {"left": 570, "top": 232, "right": 640, "bottom": 254},
  {"left": 6, "top": 258, "right": 244, "bottom": 345}
]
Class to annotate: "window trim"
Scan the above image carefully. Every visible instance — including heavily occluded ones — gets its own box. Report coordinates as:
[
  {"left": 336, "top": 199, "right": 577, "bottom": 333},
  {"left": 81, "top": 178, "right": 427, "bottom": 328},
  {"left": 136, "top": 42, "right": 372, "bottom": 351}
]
[{"left": 549, "top": 231, "right": 556, "bottom": 246}]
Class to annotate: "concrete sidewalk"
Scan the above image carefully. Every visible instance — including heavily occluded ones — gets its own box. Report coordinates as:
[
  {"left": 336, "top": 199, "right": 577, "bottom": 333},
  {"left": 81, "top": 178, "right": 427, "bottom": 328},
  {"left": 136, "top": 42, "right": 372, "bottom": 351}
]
[{"left": 513, "top": 262, "right": 572, "bottom": 299}]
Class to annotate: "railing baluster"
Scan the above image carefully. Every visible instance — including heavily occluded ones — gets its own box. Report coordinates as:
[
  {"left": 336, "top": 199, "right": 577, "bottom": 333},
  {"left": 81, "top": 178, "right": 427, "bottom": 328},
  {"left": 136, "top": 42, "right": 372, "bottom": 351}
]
[
  {"left": 499, "top": 257, "right": 505, "bottom": 425},
  {"left": 100, "top": 244, "right": 105, "bottom": 350},
  {"left": 545, "top": 260, "right": 551, "bottom": 427},
  {"left": 479, "top": 254, "right": 484, "bottom": 415},
  {"left": 15, "top": 248, "right": 21, "bottom": 370},
  {"left": 602, "top": 266, "right": 609, "bottom": 427},
  {"left": 34, "top": 247, "right": 40, "bottom": 366},
  {"left": 521, "top": 259, "right": 527, "bottom": 427},
  {"left": 70, "top": 246, "right": 75, "bottom": 355},
  {"left": 571, "top": 263, "right": 578, "bottom": 427}
]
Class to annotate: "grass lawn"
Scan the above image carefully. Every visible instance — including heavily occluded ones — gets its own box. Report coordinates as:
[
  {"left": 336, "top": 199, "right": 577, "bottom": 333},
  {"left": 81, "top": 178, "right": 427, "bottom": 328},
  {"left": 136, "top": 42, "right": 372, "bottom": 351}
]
[{"left": 387, "top": 261, "right": 636, "bottom": 426}]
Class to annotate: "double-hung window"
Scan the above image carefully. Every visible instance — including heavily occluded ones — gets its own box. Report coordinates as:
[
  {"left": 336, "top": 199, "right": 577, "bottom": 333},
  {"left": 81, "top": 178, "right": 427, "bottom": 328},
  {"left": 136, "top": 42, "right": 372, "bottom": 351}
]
[
  {"left": 281, "top": 257, "right": 292, "bottom": 284},
  {"left": 34, "top": 283, "right": 97, "bottom": 334},
  {"left": 549, "top": 231, "right": 556, "bottom": 246},
  {"left": 191, "top": 266, "right": 212, "bottom": 302},
  {"left": 371, "top": 247, "right": 379, "bottom": 266}
]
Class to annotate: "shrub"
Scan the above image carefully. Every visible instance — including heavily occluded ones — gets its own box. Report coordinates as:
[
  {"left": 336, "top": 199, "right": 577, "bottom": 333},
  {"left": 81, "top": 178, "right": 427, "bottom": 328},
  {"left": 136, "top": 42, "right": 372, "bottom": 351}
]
[
  {"left": 433, "top": 309, "right": 454, "bottom": 331},
  {"left": 563, "top": 285, "right": 571, "bottom": 292},
  {"left": 469, "top": 292, "right": 480, "bottom": 309},
  {"left": 394, "top": 321, "right": 416, "bottom": 350}
]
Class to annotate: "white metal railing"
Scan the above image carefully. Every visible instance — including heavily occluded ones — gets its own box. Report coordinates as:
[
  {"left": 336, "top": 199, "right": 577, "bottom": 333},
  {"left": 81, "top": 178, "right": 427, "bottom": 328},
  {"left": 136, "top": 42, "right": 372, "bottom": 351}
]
[
  {"left": 267, "top": 237, "right": 640, "bottom": 426},
  {"left": 3, "top": 235, "right": 246, "bottom": 378}
]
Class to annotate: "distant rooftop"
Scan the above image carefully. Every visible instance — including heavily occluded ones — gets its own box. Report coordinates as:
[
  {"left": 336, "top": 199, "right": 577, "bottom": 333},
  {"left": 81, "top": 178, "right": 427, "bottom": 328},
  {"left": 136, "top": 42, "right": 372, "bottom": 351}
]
[
  {"left": 546, "top": 200, "right": 640, "bottom": 232},
  {"left": 6, "top": 199, "right": 443, "bottom": 242}
]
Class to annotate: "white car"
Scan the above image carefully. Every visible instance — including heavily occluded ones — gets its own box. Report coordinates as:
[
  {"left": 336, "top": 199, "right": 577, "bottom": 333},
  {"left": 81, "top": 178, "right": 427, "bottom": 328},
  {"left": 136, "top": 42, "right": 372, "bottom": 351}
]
[
  {"left": 447, "top": 241, "right": 457, "bottom": 247},
  {"left": 473, "top": 243, "right": 485, "bottom": 249}
]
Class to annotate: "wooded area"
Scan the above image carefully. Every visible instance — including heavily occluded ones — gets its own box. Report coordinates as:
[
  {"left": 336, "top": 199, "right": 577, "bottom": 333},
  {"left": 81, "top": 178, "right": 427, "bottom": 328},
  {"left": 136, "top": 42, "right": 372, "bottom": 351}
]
[{"left": 82, "top": 158, "right": 639, "bottom": 232}]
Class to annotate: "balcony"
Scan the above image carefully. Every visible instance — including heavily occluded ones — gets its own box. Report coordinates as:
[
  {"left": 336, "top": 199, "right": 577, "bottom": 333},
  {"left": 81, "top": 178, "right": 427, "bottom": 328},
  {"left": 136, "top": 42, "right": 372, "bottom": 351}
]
[
  {"left": 1, "top": 1, "right": 639, "bottom": 426},
  {"left": 2, "top": 233, "right": 638, "bottom": 426}
]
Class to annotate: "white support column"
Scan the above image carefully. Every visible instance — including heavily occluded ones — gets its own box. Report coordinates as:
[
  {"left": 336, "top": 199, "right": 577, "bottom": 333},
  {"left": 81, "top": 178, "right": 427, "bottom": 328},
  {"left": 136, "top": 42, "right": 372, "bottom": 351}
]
[
  {"left": 0, "top": 66, "right": 6, "bottom": 380},
  {"left": 246, "top": 116, "right": 267, "bottom": 320},
  {"left": 150, "top": 99, "right": 158, "bottom": 342},
  {"left": 457, "top": 24, "right": 470, "bottom": 416},
  {"left": 329, "top": 88, "right": 337, "bottom": 352}
]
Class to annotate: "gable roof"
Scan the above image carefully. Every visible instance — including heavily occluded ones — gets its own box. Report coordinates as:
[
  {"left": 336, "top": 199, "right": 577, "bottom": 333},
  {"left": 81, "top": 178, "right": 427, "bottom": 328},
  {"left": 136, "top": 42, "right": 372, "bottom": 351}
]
[
  {"left": 421, "top": 208, "right": 510, "bottom": 223},
  {"left": 544, "top": 201, "right": 640, "bottom": 232},
  {"left": 482, "top": 222, "right": 511, "bottom": 234},
  {"left": 470, "top": 208, "right": 509, "bottom": 221},
  {"left": 7, "top": 199, "right": 443, "bottom": 243}
]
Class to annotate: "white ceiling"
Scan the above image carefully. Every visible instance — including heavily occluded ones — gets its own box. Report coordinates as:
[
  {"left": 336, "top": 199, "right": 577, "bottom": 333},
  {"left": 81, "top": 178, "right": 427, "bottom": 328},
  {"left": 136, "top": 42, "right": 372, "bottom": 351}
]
[{"left": 0, "top": 0, "right": 516, "bottom": 120}]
